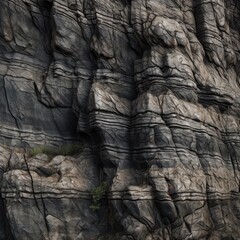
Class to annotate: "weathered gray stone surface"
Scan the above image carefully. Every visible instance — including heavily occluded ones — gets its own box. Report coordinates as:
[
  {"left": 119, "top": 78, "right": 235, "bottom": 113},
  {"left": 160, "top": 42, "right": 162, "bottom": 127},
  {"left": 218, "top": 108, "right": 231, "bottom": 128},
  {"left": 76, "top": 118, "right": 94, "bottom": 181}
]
[{"left": 0, "top": 0, "right": 240, "bottom": 239}]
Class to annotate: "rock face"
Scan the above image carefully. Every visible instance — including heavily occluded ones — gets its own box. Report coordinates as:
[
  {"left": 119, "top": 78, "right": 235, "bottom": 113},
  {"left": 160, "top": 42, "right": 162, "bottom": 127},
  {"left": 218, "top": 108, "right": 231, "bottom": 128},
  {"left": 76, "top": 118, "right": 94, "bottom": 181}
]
[{"left": 0, "top": 0, "right": 240, "bottom": 239}]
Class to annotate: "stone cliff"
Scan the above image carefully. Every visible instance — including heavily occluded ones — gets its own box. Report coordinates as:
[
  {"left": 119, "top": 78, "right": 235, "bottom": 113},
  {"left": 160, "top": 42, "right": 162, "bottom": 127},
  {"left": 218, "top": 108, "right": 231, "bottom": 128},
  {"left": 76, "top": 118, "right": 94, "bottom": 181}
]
[{"left": 0, "top": 0, "right": 240, "bottom": 239}]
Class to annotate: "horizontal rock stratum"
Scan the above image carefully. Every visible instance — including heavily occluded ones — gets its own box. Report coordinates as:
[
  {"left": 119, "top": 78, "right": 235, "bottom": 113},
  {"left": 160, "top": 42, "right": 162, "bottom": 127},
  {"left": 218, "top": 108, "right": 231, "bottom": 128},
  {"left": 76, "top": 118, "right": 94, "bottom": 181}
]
[{"left": 0, "top": 0, "right": 240, "bottom": 239}]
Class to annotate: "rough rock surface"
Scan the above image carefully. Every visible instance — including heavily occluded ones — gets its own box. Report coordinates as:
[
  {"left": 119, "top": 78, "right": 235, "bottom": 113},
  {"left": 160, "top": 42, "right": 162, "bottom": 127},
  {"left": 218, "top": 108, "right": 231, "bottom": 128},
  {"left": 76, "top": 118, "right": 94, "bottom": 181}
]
[{"left": 0, "top": 0, "right": 240, "bottom": 239}]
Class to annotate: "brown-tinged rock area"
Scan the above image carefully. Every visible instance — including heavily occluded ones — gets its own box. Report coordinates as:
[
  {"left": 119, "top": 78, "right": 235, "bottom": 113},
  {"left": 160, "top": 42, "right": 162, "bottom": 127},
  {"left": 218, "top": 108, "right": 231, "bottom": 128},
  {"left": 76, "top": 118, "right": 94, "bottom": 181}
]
[{"left": 0, "top": 0, "right": 240, "bottom": 239}]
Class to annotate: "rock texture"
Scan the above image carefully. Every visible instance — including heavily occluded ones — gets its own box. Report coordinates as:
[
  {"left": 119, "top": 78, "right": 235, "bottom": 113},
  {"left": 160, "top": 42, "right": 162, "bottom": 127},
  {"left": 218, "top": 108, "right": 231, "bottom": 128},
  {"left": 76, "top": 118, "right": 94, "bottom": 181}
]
[{"left": 0, "top": 0, "right": 240, "bottom": 239}]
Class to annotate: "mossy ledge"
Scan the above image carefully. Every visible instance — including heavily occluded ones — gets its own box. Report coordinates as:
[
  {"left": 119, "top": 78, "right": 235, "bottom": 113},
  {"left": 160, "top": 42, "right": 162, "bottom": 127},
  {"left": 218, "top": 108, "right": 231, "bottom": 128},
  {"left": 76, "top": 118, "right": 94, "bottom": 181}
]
[{"left": 27, "top": 143, "right": 84, "bottom": 157}]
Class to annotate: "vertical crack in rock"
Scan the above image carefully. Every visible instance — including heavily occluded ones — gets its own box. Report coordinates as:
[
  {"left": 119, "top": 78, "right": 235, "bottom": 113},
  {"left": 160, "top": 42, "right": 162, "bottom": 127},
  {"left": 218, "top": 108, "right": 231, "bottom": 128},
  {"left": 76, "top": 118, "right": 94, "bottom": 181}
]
[{"left": 23, "top": 153, "right": 50, "bottom": 234}]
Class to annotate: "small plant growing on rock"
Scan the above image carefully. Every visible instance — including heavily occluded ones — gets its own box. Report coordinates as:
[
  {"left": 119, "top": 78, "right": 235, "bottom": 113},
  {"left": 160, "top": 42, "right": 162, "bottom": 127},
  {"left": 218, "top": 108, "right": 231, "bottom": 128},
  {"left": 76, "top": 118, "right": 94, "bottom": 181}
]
[{"left": 90, "top": 181, "right": 108, "bottom": 211}]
